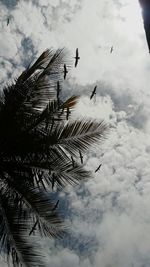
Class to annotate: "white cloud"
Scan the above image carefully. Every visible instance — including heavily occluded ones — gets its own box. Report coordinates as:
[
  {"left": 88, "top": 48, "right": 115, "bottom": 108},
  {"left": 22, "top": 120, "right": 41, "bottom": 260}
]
[{"left": 1, "top": 0, "right": 150, "bottom": 267}]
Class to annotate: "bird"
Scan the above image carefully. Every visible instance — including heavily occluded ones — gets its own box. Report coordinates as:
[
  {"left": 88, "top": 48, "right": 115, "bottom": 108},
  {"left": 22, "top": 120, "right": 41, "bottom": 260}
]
[
  {"left": 79, "top": 150, "right": 83, "bottom": 164},
  {"left": 7, "top": 18, "right": 10, "bottom": 26},
  {"left": 112, "top": 167, "right": 116, "bottom": 174},
  {"left": 52, "top": 173, "right": 55, "bottom": 190},
  {"left": 29, "top": 220, "right": 38, "bottom": 236},
  {"left": 56, "top": 81, "right": 61, "bottom": 106},
  {"left": 52, "top": 200, "right": 59, "bottom": 211},
  {"left": 95, "top": 164, "right": 102, "bottom": 173},
  {"left": 66, "top": 107, "right": 71, "bottom": 120},
  {"left": 56, "top": 81, "right": 61, "bottom": 99},
  {"left": 110, "top": 46, "right": 113, "bottom": 53},
  {"left": 90, "top": 86, "right": 97, "bottom": 100},
  {"left": 63, "top": 64, "right": 68, "bottom": 79},
  {"left": 74, "top": 48, "right": 80, "bottom": 67}
]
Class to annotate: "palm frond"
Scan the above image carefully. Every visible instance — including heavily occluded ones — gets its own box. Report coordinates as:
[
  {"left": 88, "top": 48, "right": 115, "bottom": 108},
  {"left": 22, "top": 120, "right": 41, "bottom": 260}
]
[
  {"left": 23, "top": 187, "right": 66, "bottom": 238},
  {"left": 49, "top": 120, "right": 108, "bottom": 156},
  {"left": 18, "top": 49, "right": 53, "bottom": 82},
  {"left": 0, "top": 47, "right": 108, "bottom": 266},
  {"left": 40, "top": 48, "right": 70, "bottom": 77},
  {"left": 0, "top": 191, "right": 44, "bottom": 267},
  {"left": 1, "top": 176, "right": 66, "bottom": 239},
  {"left": 28, "top": 95, "right": 79, "bottom": 132},
  {"left": 49, "top": 159, "right": 91, "bottom": 188},
  {"left": 1, "top": 49, "right": 70, "bottom": 118},
  {"left": 61, "top": 96, "right": 79, "bottom": 109}
]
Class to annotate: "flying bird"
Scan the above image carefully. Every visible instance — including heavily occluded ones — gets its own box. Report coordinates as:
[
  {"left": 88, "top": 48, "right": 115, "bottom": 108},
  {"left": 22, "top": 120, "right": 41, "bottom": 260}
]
[
  {"left": 63, "top": 64, "right": 68, "bottom": 79},
  {"left": 139, "top": 0, "right": 150, "bottom": 53},
  {"left": 79, "top": 150, "right": 83, "bottom": 164},
  {"left": 56, "top": 81, "right": 61, "bottom": 106},
  {"left": 56, "top": 81, "right": 61, "bottom": 99},
  {"left": 74, "top": 48, "right": 80, "bottom": 67},
  {"left": 52, "top": 200, "right": 59, "bottom": 211},
  {"left": 29, "top": 221, "right": 38, "bottom": 236},
  {"left": 7, "top": 18, "right": 10, "bottom": 26},
  {"left": 90, "top": 85, "right": 97, "bottom": 100},
  {"left": 95, "top": 164, "right": 102, "bottom": 173},
  {"left": 52, "top": 173, "right": 55, "bottom": 190},
  {"left": 66, "top": 107, "right": 71, "bottom": 120},
  {"left": 110, "top": 46, "right": 113, "bottom": 53},
  {"left": 112, "top": 167, "right": 116, "bottom": 174}
]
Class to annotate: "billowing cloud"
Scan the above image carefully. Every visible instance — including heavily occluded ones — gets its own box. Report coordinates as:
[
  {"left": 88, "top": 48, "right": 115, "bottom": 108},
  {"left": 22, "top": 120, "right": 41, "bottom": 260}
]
[{"left": 1, "top": 0, "right": 150, "bottom": 267}]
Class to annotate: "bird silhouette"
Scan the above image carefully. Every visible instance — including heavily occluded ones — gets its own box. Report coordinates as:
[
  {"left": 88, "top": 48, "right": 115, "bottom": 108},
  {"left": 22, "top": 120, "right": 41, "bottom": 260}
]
[
  {"left": 66, "top": 107, "right": 71, "bottom": 120},
  {"left": 112, "top": 167, "right": 116, "bottom": 174},
  {"left": 74, "top": 48, "right": 80, "bottom": 67},
  {"left": 90, "top": 86, "right": 97, "bottom": 100},
  {"left": 7, "top": 18, "right": 10, "bottom": 26},
  {"left": 29, "top": 220, "right": 38, "bottom": 236},
  {"left": 63, "top": 64, "right": 68, "bottom": 79},
  {"left": 95, "top": 164, "right": 102, "bottom": 173},
  {"left": 79, "top": 150, "right": 83, "bottom": 164},
  {"left": 110, "top": 46, "right": 113, "bottom": 53},
  {"left": 52, "top": 200, "right": 59, "bottom": 211},
  {"left": 56, "top": 81, "right": 61, "bottom": 99},
  {"left": 52, "top": 173, "right": 55, "bottom": 190}
]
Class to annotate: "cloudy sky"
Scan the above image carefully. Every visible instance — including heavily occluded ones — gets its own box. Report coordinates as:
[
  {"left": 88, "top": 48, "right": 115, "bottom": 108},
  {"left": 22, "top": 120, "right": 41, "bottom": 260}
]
[{"left": 1, "top": 0, "right": 150, "bottom": 266}]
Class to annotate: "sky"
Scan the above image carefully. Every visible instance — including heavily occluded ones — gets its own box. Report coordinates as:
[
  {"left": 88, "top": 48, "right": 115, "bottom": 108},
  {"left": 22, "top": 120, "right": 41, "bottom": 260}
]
[{"left": 1, "top": 0, "right": 150, "bottom": 266}]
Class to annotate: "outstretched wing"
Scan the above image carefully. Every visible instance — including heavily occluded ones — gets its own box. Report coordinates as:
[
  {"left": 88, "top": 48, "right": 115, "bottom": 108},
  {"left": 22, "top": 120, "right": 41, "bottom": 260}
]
[
  {"left": 95, "top": 164, "right": 102, "bottom": 173},
  {"left": 75, "top": 49, "right": 79, "bottom": 67},
  {"left": 76, "top": 48, "right": 79, "bottom": 57},
  {"left": 64, "top": 64, "right": 67, "bottom": 79},
  {"left": 93, "top": 86, "right": 97, "bottom": 94},
  {"left": 90, "top": 86, "right": 97, "bottom": 99},
  {"left": 75, "top": 58, "right": 78, "bottom": 67},
  {"left": 90, "top": 91, "right": 94, "bottom": 100}
]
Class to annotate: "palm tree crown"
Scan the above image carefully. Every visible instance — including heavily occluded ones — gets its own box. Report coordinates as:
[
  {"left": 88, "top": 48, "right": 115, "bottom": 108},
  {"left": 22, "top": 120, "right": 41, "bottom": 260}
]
[{"left": 0, "top": 48, "right": 108, "bottom": 267}]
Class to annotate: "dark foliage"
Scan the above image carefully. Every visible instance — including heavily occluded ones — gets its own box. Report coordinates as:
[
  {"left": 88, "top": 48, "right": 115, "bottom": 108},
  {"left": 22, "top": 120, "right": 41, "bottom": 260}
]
[{"left": 0, "top": 48, "right": 108, "bottom": 266}]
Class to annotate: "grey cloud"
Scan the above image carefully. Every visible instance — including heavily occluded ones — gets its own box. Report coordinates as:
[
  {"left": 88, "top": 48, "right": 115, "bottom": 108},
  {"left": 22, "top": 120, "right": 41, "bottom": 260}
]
[
  {"left": 20, "top": 36, "right": 36, "bottom": 67},
  {"left": 126, "top": 104, "right": 147, "bottom": 129},
  {"left": 0, "top": 0, "right": 150, "bottom": 267},
  {"left": 64, "top": 80, "right": 148, "bottom": 130},
  {"left": 30, "top": 0, "right": 82, "bottom": 30},
  {"left": 50, "top": 97, "right": 150, "bottom": 266},
  {"left": 1, "top": 0, "right": 19, "bottom": 9}
]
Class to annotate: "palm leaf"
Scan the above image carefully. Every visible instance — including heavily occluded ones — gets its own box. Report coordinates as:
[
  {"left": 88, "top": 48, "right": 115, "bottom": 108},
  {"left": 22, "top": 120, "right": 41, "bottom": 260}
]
[
  {"left": 1, "top": 49, "right": 70, "bottom": 118},
  {"left": 47, "top": 157, "right": 91, "bottom": 188},
  {"left": 0, "top": 191, "right": 45, "bottom": 267},
  {"left": 61, "top": 96, "right": 79, "bottom": 109},
  {"left": 26, "top": 95, "right": 79, "bottom": 132},
  {"left": 0, "top": 47, "right": 108, "bottom": 266},
  {"left": 18, "top": 49, "right": 53, "bottom": 82},
  {"left": 1, "top": 176, "right": 66, "bottom": 239},
  {"left": 49, "top": 120, "right": 108, "bottom": 156}
]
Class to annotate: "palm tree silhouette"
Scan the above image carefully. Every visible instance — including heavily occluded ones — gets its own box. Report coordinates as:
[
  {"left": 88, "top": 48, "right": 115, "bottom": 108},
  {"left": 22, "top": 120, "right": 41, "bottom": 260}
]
[{"left": 0, "top": 48, "right": 108, "bottom": 267}]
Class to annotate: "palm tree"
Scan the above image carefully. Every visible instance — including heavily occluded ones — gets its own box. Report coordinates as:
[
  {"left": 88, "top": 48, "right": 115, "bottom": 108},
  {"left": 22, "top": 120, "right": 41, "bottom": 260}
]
[{"left": 0, "top": 48, "right": 108, "bottom": 267}]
